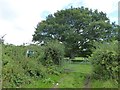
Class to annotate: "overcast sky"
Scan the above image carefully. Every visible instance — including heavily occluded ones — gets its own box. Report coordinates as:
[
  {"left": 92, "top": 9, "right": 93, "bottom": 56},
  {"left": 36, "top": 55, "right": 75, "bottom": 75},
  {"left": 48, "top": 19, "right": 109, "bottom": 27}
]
[{"left": 0, "top": 0, "right": 119, "bottom": 45}]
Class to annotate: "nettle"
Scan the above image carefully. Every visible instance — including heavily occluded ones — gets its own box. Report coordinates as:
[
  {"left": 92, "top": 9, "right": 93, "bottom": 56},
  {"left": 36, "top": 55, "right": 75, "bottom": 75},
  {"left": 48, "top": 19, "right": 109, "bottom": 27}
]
[{"left": 89, "top": 41, "right": 119, "bottom": 82}]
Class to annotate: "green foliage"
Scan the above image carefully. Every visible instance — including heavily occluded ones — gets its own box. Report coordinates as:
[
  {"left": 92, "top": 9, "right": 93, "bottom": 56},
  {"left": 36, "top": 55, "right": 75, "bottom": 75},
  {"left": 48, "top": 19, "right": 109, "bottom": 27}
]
[
  {"left": 89, "top": 41, "right": 119, "bottom": 82},
  {"left": 33, "top": 6, "right": 118, "bottom": 57},
  {"left": 42, "top": 78, "right": 54, "bottom": 84},
  {"left": 2, "top": 44, "right": 46, "bottom": 88},
  {"left": 91, "top": 79, "right": 118, "bottom": 88},
  {"left": 2, "top": 56, "right": 30, "bottom": 87},
  {"left": 21, "top": 60, "right": 46, "bottom": 78},
  {"left": 46, "top": 65, "right": 61, "bottom": 75},
  {"left": 2, "top": 43, "right": 65, "bottom": 88},
  {"left": 42, "top": 40, "right": 65, "bottom": 66}
]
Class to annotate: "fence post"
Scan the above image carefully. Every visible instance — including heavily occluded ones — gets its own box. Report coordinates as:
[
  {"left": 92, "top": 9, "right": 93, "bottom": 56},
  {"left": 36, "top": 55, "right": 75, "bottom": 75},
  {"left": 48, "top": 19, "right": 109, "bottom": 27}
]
[{"left": 0, "top": 41, "right": 2, "bottom": 89}]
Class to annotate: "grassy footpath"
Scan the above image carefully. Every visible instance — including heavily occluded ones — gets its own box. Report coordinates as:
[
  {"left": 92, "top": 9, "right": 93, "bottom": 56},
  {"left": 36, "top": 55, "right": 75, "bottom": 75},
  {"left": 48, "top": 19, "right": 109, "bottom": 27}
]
[
  {"left": 23, "top": 64, "right": 92, "bottom": 88},
  {"left": 57, "top": 72, "right": 85, "bottom": 88},
  {"left": 23, "top": 63, "right": 118, "bottom": 88},
  {"left": 57, "top": 63, "right": 92, "bottom": 88}
]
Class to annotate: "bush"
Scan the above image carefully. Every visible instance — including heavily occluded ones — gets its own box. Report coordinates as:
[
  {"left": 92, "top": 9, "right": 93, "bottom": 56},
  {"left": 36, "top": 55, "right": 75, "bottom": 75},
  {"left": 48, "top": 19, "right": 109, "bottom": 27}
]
[
  {"left": 22, "top": 60, "right": 46, "bottom": 78},
  {"left": 46, "top": 65, "right": 60, "bottom": 75},
  {"left": 89, "top": 41, "right": 119, "bottom": 82},
  {"left": 42, "top": 40, "right": 65, "bottom": 66},
  {"left": 2, "top": 59, "right": 30, "bottom": 88},
  {"left": 2, "top": 44, "right": 47, "bottom": 88}
]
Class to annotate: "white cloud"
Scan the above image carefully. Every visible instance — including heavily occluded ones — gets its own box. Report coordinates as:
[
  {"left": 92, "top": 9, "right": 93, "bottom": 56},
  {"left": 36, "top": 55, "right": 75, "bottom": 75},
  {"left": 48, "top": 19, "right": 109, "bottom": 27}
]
[
  {"left": 81, "top": 0, "right": 119, "bottom": 24},
  {"left": 83, "top": 0, "right": 118, "bottom": 14},
  {"left": 0, "top": 0, "right": 118, "bottom": 45},
  {"left": 0, "top": 0, "right": 73, "bottom": 45}
]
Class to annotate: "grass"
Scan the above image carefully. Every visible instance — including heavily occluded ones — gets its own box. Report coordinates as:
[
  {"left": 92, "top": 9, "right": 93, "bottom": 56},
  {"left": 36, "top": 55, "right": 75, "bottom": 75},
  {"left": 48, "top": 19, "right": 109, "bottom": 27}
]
[
  {"left": 57, "top": 63, "right": 92, "bottom": 88},
  {"left": 64, "top": 57, "right": 86, "bottom": 61},
  {"left": 58, "top": 73, "right": 75, "bottom": 88},
  {"left": 91, "top": 79, "right": 118, "bottom": 88},
  {"left": 23, "top": 74, "right": 62, "bottom": 88},
  {"left": 22, "top": 58, "right": 118, "bottom": 88},
  {"left": 62, "top": 63, "right": 92, "bottom": 73},
  {"left": 58, "top": 72, "right": 86, "bottom": 88},
  {"left": 74, "top": 57, "right": 85, "bottom": 60},
  {"left": 22, "top": 63, "right": 92, "bottom": 88}
]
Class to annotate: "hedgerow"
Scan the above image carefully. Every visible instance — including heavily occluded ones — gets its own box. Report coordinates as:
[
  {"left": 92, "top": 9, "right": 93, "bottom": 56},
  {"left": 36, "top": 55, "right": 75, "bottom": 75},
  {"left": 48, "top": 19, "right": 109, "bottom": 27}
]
[
  {"left": 89, "top": 40, "right": 119, "bottom": 83},
  {"left": 2, "top": 44, "right": 46, "bottom": 87},
  {"left": 2, "top": 42, "right": 65, "bottom": 87}
]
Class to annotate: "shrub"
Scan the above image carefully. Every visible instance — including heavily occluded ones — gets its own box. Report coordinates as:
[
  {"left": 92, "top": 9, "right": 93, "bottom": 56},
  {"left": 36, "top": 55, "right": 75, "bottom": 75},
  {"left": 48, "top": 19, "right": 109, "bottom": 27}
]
[
  {"left": 2, "top": 44, "right": 47, "bottom": 88},
  {"left": 22, "top": 60, "right": 46, "bottom": 78},
  {"left": 42, "top": 40, "right": 65, "bottom": 66},
  {"left": 2, "top": 59, "right": 30, "bottom": 88},
  {"left": 89, "top": 40, "right": 119, "bottom": 82},
  {"left": 46, "top": 65, "right": 60, "bottom": 75}
]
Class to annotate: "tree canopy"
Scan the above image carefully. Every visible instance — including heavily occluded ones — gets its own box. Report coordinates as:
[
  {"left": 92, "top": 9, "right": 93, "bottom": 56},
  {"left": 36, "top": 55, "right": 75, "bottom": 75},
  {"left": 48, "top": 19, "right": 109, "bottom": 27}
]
[{"left": 32, "top": 6, "right": 118, "bottom": 58}]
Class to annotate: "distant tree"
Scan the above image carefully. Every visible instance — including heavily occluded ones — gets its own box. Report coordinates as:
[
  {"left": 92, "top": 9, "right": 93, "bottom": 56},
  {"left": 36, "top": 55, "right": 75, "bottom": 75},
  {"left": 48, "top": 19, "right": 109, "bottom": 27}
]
[{"left": 33, "top": 6, "right": 118, "bottom": 58}]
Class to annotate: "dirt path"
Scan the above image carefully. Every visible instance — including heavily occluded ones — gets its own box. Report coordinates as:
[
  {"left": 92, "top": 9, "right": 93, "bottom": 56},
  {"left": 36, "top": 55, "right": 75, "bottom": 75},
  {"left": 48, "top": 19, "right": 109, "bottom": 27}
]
[{"left": 84, "top": 74, "right": 91, "bottom": 89}]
